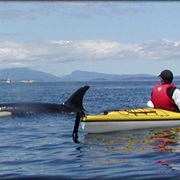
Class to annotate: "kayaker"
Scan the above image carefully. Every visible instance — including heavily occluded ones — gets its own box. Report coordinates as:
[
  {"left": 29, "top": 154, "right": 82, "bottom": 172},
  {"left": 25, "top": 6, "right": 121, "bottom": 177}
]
[{"left": 148, "top": 69, "right": 180, "bottom": 111}]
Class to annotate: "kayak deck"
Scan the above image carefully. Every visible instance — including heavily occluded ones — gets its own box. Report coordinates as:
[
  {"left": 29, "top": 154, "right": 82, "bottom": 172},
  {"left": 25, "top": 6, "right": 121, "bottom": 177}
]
[
  {"left": 82, "top": 108, "right": 180, "bottom": 121},
  {"left": 81, "top": 108, "right": 180, "bottom": 133}
]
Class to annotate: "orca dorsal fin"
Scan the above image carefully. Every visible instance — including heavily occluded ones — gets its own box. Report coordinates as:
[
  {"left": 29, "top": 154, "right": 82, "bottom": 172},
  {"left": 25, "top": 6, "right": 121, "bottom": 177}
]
[{"left": 64, "top": 86, "right": 90, "bottom": 112}]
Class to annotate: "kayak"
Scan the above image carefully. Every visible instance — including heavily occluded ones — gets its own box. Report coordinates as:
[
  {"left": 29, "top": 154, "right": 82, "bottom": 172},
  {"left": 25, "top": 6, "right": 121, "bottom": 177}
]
[
  {"left": 80, "top": 108, "right": 180, "bottom": 133},
  {"left": 71, "top": 86, "right": 180, "bottom": 142}
]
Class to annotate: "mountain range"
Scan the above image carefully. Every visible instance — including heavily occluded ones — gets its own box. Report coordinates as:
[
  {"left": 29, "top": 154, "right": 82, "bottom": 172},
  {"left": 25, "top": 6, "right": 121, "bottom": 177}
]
[
  {"left": 0, "top": 67, "right": 161, "bottom": 82},
  {"left": 61, "top": 70, "right": 156, "bottom": 81}
]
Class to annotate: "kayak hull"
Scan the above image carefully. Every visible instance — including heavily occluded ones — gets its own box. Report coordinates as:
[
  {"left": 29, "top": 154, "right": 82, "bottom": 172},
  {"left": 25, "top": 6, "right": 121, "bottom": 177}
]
[
  {"left": 81, "top": 108, "right": 180, "bottom": 133},
  {"left": 81, "top": 120, "right": 180, "bottom": 133}
]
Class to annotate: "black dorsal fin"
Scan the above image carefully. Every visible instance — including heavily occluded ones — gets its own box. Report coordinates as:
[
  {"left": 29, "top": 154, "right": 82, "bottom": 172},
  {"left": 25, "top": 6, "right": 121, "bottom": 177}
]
[{"left": 64, "top": 86, "right": 90, "bottom": 112}]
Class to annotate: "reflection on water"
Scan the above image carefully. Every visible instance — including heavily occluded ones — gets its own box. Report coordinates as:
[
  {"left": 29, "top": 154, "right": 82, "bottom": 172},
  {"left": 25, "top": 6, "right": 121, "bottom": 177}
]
[
  {"left": 83, "top": 127, "right": 180, "bottom": 154},
  {"left": 150, "top": 127, "right": 180, "bottom": 152},
  {"left": 81, "top": 127, "right": 180, "bottom": 177}
]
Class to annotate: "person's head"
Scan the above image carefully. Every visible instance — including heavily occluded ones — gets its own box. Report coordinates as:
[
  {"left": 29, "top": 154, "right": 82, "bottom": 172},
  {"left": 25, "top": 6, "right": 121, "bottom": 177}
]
[{"left": 159, "top": 69, "right": 173, "bottom": 84}]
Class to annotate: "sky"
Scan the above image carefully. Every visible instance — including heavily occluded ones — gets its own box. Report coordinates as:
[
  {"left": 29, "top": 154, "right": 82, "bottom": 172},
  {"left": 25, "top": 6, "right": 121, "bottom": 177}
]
[{"left": 1, "top": 1, "right": 180, "bottom": 77}]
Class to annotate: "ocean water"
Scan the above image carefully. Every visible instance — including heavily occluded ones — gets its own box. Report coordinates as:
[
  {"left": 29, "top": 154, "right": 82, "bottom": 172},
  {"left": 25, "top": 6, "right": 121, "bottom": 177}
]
[{"left": 0, "top": 81, "right": 180, "bottom": 179}]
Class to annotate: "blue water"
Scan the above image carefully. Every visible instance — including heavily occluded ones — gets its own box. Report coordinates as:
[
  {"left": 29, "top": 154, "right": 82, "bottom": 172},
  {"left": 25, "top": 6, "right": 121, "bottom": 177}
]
[{"left": 0, "top": 81, "right": 180, "bottom": 179}]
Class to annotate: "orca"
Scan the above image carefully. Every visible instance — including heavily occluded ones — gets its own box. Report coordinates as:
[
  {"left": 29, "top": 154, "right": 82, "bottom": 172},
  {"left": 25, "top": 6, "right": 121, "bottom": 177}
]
[{"left": 0, "top": 86, "right": 89, "bottom": 116}]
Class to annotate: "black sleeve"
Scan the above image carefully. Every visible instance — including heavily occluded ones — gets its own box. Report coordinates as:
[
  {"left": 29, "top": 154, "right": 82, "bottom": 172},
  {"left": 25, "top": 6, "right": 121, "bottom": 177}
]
[{"left": 167, "top": 87, "right": 176, "bottom": 99}]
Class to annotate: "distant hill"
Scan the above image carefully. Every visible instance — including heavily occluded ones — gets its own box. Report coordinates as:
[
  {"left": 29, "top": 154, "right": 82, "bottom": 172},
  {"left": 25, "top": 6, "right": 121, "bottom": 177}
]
[
  {"left": 0, "top": 67, "right": 61, "bottom": 82},
  {"left": 60, "top": 70, "right": 156, "bottom": 81},
  {"left": 1, "top": 68, "right": 179, "bottom": 82}
]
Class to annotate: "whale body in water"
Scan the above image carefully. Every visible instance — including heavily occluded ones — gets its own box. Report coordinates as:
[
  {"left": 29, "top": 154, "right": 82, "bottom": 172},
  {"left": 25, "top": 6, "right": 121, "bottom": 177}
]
[{"left": 0, "top": 86, "right": 89, "bottom": 116}]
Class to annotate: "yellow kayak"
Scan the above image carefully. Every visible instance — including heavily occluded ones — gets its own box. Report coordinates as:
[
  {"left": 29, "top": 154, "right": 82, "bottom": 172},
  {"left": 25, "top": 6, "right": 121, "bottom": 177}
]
[
  {"left": 71, "top": 86, "right": 180, "bottom": 142},
  {"left": 80, "top": 108, "right": 180, "bottom": 133}
]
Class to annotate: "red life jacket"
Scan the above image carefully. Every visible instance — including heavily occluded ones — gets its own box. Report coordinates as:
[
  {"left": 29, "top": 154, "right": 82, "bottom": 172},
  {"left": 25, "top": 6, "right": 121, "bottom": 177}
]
[{"left": 151, "top": 84, "right": 177, "bottom": 111}]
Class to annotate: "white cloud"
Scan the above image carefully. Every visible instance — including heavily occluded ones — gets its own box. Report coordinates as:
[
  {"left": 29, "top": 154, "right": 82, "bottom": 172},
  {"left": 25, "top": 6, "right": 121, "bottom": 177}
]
[{"left": 0, "top": 39, "right": 180, "bottom": 69}]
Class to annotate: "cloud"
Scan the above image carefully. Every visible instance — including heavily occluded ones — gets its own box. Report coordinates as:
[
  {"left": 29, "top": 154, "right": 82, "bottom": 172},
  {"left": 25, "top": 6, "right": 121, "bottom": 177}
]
[
  {"left": 0, "top": 2, "right": 51, "bottom": 21},
  {"left": 0, "top": 2, "right": 151, "bottom": 21},
  {"left": 137, "top": 39, "right": 180, "bottom": 60},
  {"left": 0, "top": 39, "right": 180, "bottom": 68},
  {"left": 47, "top": 2, "right": 150, "bottom": 19},
  {"left": 0, "top": 9, "right": 35, "bottom": 21}
]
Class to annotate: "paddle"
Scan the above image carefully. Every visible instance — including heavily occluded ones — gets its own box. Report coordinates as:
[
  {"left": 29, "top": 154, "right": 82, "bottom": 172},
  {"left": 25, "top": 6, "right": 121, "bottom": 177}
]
[{"left": 72, "top": 110, "right": 84, "bottom": 143}]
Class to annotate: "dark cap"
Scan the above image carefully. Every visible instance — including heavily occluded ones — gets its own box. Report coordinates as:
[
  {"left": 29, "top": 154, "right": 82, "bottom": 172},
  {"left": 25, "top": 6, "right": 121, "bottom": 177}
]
[{"left": 159, "top": 69, "right": 173, "bottom": 83}]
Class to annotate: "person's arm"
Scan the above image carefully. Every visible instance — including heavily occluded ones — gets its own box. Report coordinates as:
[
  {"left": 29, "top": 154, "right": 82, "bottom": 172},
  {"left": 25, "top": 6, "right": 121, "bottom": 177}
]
[
  {"left": 172, "top": 89, "right": 180, "bottom": 110},
  {"left": 147, "top": 100, "right": 154, "bottom": 107}
]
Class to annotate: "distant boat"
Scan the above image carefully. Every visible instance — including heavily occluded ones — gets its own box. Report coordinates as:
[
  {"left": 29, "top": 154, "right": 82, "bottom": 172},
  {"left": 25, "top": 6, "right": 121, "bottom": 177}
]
[
  {"left": 21, "top": 79, "right": 34, "bottom": 83},
  {"left": 6, "top": 73, "right": 11, "bottom": 83},
  {"left": 6, "top": 78, "right": 11, "bottom": 83}
]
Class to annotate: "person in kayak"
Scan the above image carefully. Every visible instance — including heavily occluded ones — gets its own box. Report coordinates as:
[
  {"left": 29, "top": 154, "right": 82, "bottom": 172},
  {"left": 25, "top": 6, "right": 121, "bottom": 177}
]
[{"left": 148, "top": 69, "right": 180, "bottom": 111}]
